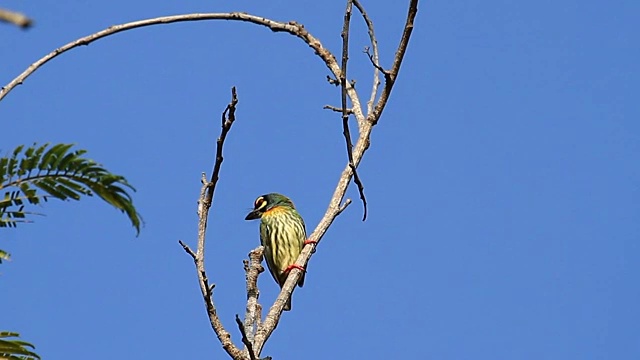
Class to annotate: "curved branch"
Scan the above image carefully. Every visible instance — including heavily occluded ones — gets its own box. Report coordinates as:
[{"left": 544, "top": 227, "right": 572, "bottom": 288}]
[{"left": 0, "top": 12, "right": 365, "bottom": 124}]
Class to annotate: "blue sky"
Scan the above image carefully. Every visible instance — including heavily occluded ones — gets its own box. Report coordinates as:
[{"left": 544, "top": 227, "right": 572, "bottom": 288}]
[{"left": 2, "top": 1, "right": 639, "bottom": 359}]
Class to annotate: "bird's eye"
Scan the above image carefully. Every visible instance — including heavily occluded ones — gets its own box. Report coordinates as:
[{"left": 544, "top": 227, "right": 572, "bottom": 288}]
[{"left": 254, "top": 197, "right": 267, "bottom": 210}]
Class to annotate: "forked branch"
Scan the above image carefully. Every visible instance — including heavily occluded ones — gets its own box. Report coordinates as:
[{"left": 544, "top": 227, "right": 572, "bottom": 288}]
[
  {"left": 353, "top": 0, "right": 383, "bottom": 115},
  {"left": 253, "top": 0, "right": 418, "bottom": 355},
  {"left": 1, "top": 2, "right": 420, "bottom": 358},
  {"left": 369, "top": 0, "right": 418, "bottom": 123}
]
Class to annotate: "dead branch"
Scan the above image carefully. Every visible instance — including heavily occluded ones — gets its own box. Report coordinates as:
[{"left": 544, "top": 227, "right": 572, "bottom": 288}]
[
  {"left": 0, "top": 12, "right": 365, "bottom": 125},
  {"left": 323, "top": 105, "right": 353, "bottom": 114},
  {"left": 0, "top": 8, "right": 32, "bottom": 29},
  {"left": 243, "top": 246, "right": 264, "bottom": 358},
  {"left": 179, "top": 89, "right": 244, "bottom": 360},
  {"left": 365, "top": 47, "right": 389, "bottom": 76},
  {"left": 339, "top": 0, "right": 369, "bottom": 221},
  {"left": 1, "top": 2, "right": 419, "bottom": 358},
  {"left": 235, "top": 314, "right": 257, "bottom": 360},
  {"left": 208, "top": 87, "right": 238, "bottom": 202},
  {"left": 369, "top": 0, "right": 418, "bottom": 124},
  {"left": 252, "top": 0, "right": 418, "bottom": 355},
  {"left": 353, "top": 0, "right": 382, "bottom": 115}
]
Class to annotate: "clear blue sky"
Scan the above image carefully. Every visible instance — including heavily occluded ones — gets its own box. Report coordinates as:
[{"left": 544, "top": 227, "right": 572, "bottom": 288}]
[{"left": 2, "top": 1, "right": 639, "bottom": 359}]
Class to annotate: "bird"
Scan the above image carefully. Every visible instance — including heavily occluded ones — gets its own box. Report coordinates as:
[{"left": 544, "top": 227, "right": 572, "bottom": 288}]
[{"left": 245, "top": 193, "right": 311, "bottom": 311}]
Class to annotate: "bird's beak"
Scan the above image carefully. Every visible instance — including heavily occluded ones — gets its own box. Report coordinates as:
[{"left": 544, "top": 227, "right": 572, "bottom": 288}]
[{"left": 245, "top": 210, "right": 261, "bottom": 220}]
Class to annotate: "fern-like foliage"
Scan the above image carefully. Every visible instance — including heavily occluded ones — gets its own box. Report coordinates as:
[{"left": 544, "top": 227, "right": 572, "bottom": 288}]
[
  {"left": 0, "top": 143, "right": 141, "bottom": 234},
  {"left": 0, "top": 331, "right": 40, "bottom": 360}
]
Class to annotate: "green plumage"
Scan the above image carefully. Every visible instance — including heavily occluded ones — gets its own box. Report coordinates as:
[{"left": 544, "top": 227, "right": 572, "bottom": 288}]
[{"left": 245, "top": 193, "right": 306, "bottom": 311}]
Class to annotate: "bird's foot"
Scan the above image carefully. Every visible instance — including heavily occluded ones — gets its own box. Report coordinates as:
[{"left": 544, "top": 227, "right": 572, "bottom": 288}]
[
  {"left": 284, "top": 264, "right": 306, "bottom": 274},
  {"left": 304, "top": 239, "right": 317, "bottom": 253}
]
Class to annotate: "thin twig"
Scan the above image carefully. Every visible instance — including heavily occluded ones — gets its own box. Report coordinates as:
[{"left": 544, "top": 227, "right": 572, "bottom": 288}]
[
  {"left": 364, "top": 47, "right": 389, "bottom": 76},
  {"left": 339, "top": 0, "right": 369, "bottom": 222},
  {"left": 208, "top": 87, "right": 238, "bottom": 202},
  {"left": 323, "top": 105, "right": 353, "bottom": 114},
  {"left": 370, "top": 0, "right": 418, "bottom": 124},
  {"left": 326, "top": 75, "right": 340, "bottom": 86},
  {"left": 353, "top": 0, "right": 382, "bottom": 115},
  {"left": 178, "top": 240, "right": 196, "bottom": 259},
  {"left": 235, "top": 314, "right": 257, "bottom": 360},
  {"left": 350, "top": 163, "right": 367, "bottom": 221},
  {"left": 0, "top": 8, "right": 32, "bottom": 29},
  {"left": 178, "top": 89, "right": 244, "bottom": 360},
  {"left": 337, "top": 198, "right": 352, "bottom": 215}
]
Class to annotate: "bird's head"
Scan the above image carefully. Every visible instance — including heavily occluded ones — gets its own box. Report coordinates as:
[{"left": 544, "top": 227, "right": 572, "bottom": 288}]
[{"left": 245, "top": 193, "right": 296, "bottom": 220}]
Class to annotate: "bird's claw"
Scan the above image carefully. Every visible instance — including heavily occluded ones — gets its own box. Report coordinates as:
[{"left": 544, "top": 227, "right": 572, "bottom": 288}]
[{"left": 284, "top": 264, "right": 306, "bottom": 274}]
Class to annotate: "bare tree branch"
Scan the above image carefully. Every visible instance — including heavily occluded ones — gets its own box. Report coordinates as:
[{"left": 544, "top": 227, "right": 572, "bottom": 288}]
[
  {"left": 178, "top": 240, "right": 196, "bottom": 259},
  {"left": 1, "top": 2, "right": 419, "bottom": 358},
  {"left": 339, "top": 0, "right": 369, "bottom": 222},
  {"left": 370, "top": 0, "right": 418, "bottom": 124},
  {"left": 353, "top": 0, "right": 382, "bottom": 116},
  {"left": 0, "top": 12, "right": 365, "bottom": 125},
  {"left": 253, "top": 1, "right": 418, "bottom": 355},
  {"left": 365, "top": 47, "right": 389, "bottom": 76},
  {"left": 208, "top": 87, "right": 238, "bottom": 203},
  {"left": 179, "top": 89, "right": 244, "bottom": 360},
  {"left": 337, "top": 198, "right": 353, "bottom": 214},
  {"left": 235, "top": 314, "right": 257, "bottom": 360},
  {"left": 323, "top": 105, "right": 353, "bottom": 114},
  {"left": 0, "top": 8, "right": 33, "bottom": 29},
  {"left": 243, "top": 246, "right": 264, "bottom": 358}
]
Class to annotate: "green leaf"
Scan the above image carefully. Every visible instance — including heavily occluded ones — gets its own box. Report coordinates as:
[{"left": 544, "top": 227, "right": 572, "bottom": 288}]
[
  {"left": 0, "top": 331, "right": 40, "bottom": 360},
  {"left": 0, "top": 157, "right": 8, "bottom": 181},
  {"left": 0, "top": 207, "right": 37, "bottom": 228},
  {"left": 0, "top": 143, "right": 141, "bottom": 234},
  {"left": 18, "top": 143, "right": 46, "bottom": 179}
]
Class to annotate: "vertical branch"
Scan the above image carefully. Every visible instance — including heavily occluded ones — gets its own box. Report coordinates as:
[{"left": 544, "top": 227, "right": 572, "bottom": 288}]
[
  {"left": 243, "top": 246, "right": 265, "bottom": 358},
  {"left": 235, "top": 315, "right": 257, "bottom": 360},
  {"left": 208, "top": 87, "right": 238, "bottom": 203},
  {"left": 340, "top": 0, "right": 369, "bottom": 221},
  {"left": 179, "top": 88, "right": 244, "bottom": 360},
  {"left": 353, "top": 0, "right": 381, "bottom": 116}
]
